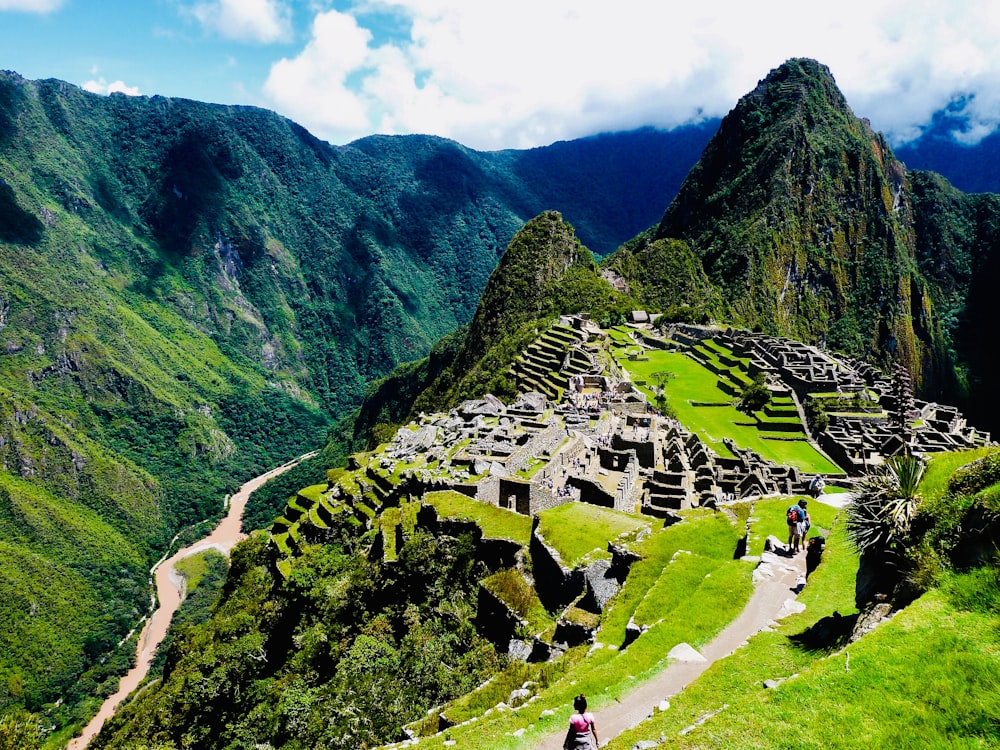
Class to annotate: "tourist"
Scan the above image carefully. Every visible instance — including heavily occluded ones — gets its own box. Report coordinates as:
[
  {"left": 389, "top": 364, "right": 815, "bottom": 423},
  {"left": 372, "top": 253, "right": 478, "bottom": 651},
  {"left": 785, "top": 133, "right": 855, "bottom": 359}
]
[
  {"left": 799, "top": 499, "right": 811, "bottom": 544},
  {"left": 563, "top": 694, "right": 598, "bottom": 750},
  {"left": 786, "top": 501, "right": 805, "bottom": 554}
]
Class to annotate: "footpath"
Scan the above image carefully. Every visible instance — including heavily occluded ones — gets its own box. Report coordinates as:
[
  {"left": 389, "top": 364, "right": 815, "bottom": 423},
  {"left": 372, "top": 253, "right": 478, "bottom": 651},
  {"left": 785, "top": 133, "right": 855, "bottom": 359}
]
[{"left": 534, "top": 547, "right": 807, "bottom": 749}]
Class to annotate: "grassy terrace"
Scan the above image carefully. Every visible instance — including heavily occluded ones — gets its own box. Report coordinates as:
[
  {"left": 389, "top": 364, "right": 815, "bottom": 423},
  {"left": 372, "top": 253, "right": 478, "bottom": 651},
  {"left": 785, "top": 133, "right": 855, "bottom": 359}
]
[
  {"left": 399, "top": 504, "right": 774, "bottom": 750},
  {"left": 614, "top": 346, "right": 842, "bottom": 474},
  {"left": 424, "top": 490, "right": 533, "bottom": 545},
  {"left": 536, "top": 502, "right": 651, "bottom": 566},
  {"left": 605, "top": 451, "right": 1000, "bottom": 750}
]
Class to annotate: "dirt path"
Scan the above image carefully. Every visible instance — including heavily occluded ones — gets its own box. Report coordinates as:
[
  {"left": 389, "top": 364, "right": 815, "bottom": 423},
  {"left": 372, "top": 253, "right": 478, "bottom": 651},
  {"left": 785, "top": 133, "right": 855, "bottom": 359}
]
[
  {"left": 66, "top": 451, "right": 317, "bottom": 750},
  {"left": 535, "top": 549, "right": 806, "bottom": 749}
]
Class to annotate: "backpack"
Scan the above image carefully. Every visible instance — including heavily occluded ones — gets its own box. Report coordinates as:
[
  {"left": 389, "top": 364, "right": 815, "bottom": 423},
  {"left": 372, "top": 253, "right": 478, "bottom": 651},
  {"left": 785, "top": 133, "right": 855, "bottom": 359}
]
[{"left": 786, "top": 505, "right": 801, "bottom": 524}]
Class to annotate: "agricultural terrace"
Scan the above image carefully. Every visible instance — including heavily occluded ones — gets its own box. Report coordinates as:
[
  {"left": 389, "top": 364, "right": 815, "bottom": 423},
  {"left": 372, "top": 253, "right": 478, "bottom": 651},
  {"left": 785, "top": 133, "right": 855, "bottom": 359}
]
[
  {"left": 536, "top": 502, "right": 651, "bottom": 566},
  {"left": 612, "top": 345, "right": 841, "bottom": 474}
]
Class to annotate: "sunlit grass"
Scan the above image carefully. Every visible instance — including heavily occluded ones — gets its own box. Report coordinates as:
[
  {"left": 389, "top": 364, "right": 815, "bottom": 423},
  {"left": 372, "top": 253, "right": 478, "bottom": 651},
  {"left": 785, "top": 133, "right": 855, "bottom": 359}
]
[
  {"left": 424, "top": 490, "right": 532, "bottom": 545},
  {"left": 536, "top": 502, "right": 650, "bottom": 566},
  {"left": 613, "top": 347, "right": 842, "bottom": 474}
]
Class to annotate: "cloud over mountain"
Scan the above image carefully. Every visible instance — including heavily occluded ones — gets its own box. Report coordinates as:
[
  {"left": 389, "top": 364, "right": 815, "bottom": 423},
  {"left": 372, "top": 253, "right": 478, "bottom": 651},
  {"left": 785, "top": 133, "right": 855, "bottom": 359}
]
[{"left": 260, "top": 0, "right": 1000, "bottom": 150}]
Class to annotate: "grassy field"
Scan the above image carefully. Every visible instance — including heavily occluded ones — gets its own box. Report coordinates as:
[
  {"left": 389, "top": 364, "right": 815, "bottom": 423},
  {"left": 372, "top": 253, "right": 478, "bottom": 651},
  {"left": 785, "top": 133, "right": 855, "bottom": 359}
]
[
  {"left": 614, "top": 347, "right": 842, "bottom": 474},
  {"left": 746, "top": 495, "right": 841, "bottom": 556}
]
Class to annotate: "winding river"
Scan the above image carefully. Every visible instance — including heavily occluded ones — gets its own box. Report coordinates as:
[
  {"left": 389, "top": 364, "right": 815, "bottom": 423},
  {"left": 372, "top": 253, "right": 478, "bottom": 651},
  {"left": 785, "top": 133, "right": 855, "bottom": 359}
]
[{"left": 66, "top": 451, "right": 317, "bottom": 750}]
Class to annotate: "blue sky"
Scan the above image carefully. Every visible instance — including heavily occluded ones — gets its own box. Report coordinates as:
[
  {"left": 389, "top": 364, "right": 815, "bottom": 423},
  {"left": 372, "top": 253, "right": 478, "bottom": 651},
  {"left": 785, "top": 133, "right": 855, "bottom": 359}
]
[{"left": 2, "top": 0, "right": 999, "bottom": 151}]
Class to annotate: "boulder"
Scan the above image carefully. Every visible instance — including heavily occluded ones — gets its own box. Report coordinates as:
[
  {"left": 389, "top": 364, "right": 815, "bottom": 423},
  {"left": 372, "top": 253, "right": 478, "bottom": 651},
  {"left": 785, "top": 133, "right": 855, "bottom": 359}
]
[
  {"left": 667, "top": 643, "right": 706, "bottom": 662},
  {"left": 763, "top": 534, "right": 790, "bottom": 555},
  {"left": 513, "top": 391, "right": 547, "bottom": 413},
  {"left": 508, "top": 688, "right": 531, "bottom": 706},
  {"left": 609, "top": 542, "right": 642, "bottom": 582}
]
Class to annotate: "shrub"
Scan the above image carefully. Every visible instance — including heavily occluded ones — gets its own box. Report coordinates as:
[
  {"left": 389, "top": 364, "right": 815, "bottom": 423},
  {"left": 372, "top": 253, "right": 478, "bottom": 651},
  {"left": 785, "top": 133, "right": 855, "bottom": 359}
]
[
  {"left": 846, "top": 454, "right": 925, "bottom": 557},
  {"left": 947, "top": 451, "right": 1000, "bottom": 496}
]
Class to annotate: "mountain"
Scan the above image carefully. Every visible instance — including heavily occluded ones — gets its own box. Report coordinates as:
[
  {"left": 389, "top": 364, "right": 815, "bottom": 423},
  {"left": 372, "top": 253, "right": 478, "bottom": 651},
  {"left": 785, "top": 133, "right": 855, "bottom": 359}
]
[
  {"left": 62, "top": 57, "right": 1000, "bottom": 750},
  {"left": 0, "top": 70, "right": 712, "bottom": 728},
  {"left": 369, "top": 59, "right": 1000, "bottom": 443},
  {"left": 410, "top": 210, "right": 630, "bottom": 413},
  {"left": 607, "top": 58, "right": 1000, "bottom": 427}
]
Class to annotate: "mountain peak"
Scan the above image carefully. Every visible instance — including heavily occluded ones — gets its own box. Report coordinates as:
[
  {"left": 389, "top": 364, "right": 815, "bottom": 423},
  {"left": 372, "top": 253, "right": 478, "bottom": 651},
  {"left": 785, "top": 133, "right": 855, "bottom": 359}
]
[
  {"left": 653, "top": 56, "right": 923, "bottom": 375},
  {"left": 751, "top": 57, "right": 848, "bottom": 114}
]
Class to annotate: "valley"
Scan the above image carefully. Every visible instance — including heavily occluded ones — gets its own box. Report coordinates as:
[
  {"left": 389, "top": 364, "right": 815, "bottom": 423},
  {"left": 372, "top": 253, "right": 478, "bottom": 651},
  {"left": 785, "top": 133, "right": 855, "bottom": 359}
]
[
  {"left": 2, "top": 55, "right": 1000, "bottom": 749},
  {"left": 66, "top": 451, "right": 315, "bottom": 750}
]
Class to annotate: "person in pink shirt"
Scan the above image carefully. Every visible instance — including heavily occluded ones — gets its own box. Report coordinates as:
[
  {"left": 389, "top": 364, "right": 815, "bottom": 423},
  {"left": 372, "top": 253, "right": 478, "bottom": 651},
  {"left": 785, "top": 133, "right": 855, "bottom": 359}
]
[{"left": 563, "top": 694, "right": 599, "bottom": 749}]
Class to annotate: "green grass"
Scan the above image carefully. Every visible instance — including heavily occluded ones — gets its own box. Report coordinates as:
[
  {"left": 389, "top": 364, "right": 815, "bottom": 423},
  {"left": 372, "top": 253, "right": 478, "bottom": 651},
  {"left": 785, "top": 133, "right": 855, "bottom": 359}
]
[
  {"left": 536, "top": 503, "right": 651, "bottom": 566},
  {"left": 630, "top": 550, "right": 731, "bottom": 626},
  {"left": 609, "top": 579, "right": 1000, "bottom": 748},
  {"left": 614, "top": 347, "right": 842, "bottom": 474},
  {"left": 407, "top": 510, "right": 757, "bottom": 750},
  {"left": 605, "top": 519, "right": 864, "bottom": 750},
  {"left": 174, "top": 550, "right": 226, "bottom": 592},
  {"left": 423, "top": 490, "right": 533, "bottom": 545},
  {"left": 481, "top": 568, "right": 553, "bottom": 635},
  {"left": 920, "top": 447, "right": 998, "bottom": 502},
  {"left": 598, "top": 510, "right": 741, "bottom": 643}
]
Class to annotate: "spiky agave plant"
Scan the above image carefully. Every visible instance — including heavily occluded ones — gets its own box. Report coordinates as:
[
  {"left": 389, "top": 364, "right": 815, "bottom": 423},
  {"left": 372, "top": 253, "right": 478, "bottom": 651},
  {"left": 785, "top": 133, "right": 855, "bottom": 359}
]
[{"left": 846, "top": 453, "right": 926, "bottom": 558}]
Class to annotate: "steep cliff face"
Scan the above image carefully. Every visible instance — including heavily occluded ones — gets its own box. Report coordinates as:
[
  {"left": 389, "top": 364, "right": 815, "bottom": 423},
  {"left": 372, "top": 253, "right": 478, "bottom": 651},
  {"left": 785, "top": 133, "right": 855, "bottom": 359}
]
[{"left": 655, "top": 58, "right": 931, "bottom": 376}]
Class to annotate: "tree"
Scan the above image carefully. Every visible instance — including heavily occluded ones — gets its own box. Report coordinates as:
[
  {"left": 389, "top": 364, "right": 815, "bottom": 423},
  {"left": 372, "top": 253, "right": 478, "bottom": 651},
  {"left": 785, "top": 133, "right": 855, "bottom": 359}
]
[
  {"left": 649, "top": 370, "right": 676, "bottom": 418},
  {"left": 805, "top": 399, "right": 829, "bottom": 433},
  {"left": 737, "top": 372, "right": 771, "bottom": 413},
  {"left": 0, "top": 709, "right": 44, "bottom": 750}
]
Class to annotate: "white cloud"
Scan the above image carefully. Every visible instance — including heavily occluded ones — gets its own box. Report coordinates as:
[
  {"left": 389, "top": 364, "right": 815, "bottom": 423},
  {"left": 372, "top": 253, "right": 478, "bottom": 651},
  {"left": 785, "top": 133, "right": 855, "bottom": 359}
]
[
  {"left": 0, "top": 0, "right": 63, "bottom": 11},
  {"left": 189, "top": 0, "right": 292, "bottom": 44},
  {"left": 263, "top": 9, "right": 374, "bottom": 134},
  {"left": 260, "top": 0, "right": 1000, "bottom": 149},
  {"left": 82, "top": 78, "right": 141, "bottom": 97}
]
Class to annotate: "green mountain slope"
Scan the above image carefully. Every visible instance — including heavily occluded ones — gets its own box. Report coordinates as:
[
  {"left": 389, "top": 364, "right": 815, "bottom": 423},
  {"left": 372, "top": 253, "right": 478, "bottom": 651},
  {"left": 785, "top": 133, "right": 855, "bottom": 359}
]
[
  {"left": 411, "top": 211, "right": 631, "bottom": 413},
  {"left": 0, "top": 70, "right": 708, "bottom": 728},
  {"left": 655, "top": 58, "right": 930, "bottom": 368},
  {"left": 609, "top": 58, "right": 1000, "bottom": 425}
]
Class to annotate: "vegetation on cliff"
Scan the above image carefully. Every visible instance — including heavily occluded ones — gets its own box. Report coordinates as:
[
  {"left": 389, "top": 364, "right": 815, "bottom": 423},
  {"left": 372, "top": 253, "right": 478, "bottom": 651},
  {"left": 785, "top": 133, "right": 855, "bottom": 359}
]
[{"left": 411, "top": 211, "right": 635, "bottom": 414}]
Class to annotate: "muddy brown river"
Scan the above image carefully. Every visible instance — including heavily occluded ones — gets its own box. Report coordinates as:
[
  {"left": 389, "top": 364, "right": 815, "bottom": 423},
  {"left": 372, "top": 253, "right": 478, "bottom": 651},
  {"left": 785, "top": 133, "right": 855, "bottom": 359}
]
[{"left": 66, "top": 451, "right": 316, "bottom": 749}]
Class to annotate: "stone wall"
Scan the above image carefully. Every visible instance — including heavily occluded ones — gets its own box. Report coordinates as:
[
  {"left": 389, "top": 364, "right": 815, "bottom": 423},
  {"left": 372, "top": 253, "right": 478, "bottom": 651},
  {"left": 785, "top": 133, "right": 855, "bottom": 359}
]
[
  {"left": 475, "top": 585, "right": 523, "bottom": 653},
  {"left": 530, "top": 519, "right": 585, "bottom": 611},
  {"left": 476, "top": 475, "right": 500, "bottom": 507}
]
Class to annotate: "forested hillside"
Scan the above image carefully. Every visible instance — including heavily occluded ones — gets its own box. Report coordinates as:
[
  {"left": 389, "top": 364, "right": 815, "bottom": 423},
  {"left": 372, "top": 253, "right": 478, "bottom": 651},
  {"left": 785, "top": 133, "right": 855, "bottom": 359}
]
[
  {"left": 6, "top": 53, "right": 1000, "bottom": 746},
  {"left": 0, "top": 70, "right": 711, "bottom": 733}
]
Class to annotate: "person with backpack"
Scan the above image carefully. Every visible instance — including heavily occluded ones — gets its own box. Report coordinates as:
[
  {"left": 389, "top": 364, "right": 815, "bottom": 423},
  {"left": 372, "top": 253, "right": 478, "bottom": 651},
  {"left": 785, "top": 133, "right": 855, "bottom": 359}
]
[
  {"left": 799, "top": 498, "right": 811, "bottom": 544},
  {"left": 786, "top": 502, "right": 804, "bottom": 554}
]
